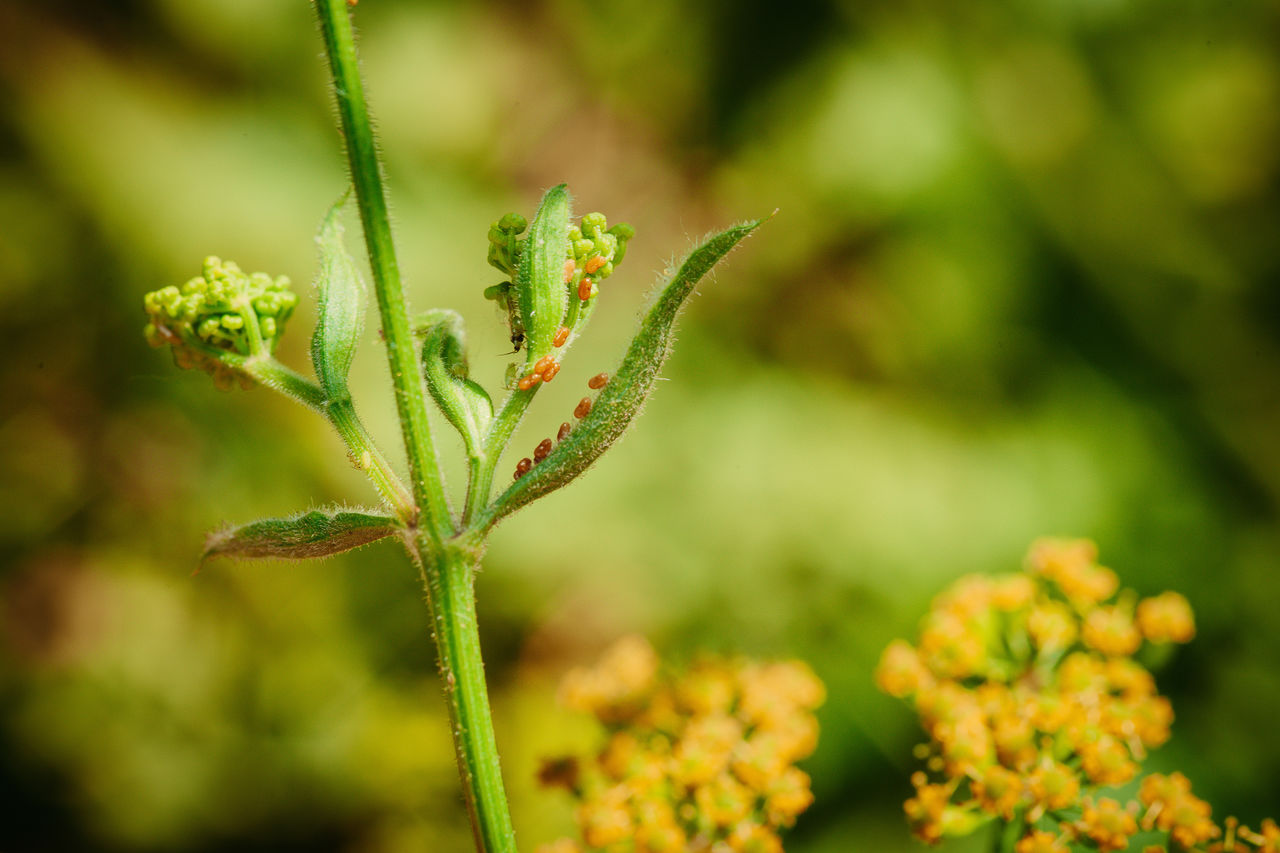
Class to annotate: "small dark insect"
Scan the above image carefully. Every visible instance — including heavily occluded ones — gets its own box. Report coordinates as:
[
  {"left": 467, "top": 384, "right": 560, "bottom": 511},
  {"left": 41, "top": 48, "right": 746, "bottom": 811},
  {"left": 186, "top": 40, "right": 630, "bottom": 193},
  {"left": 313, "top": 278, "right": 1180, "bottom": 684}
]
[{"left": 483, "top": 281, "right": 525, "bottom": 354}]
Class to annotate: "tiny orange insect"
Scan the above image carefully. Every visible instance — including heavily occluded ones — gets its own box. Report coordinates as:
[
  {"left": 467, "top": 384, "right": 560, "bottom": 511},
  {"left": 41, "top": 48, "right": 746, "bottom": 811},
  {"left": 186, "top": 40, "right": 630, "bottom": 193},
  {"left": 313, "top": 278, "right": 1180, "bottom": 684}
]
[
  {"left": 534, "top": 438, "right": 553, "bottom": 461},
  {"left": 574, "top": 397, "right": 592, "bottom": 419}
]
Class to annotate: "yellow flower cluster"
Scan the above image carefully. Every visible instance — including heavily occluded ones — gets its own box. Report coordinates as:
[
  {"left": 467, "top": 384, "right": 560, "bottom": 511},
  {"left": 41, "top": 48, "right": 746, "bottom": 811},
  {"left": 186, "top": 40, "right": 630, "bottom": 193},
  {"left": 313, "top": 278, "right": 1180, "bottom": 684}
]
[
  {"left": 536, "top": 636, "right": 825, "bottom": 853},
  {"left": 876, "top": 538, "right": 1276, "bottom": 852}
]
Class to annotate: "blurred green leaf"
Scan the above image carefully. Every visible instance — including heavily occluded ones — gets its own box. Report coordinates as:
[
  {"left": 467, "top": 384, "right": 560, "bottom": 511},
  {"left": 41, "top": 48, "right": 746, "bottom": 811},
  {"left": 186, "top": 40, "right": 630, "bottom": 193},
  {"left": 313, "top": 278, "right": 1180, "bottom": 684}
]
[
  {"left": 203, "top": 507, "right": 400, "bottom": 562},
  {"left": 310, "top": 194, "right": 366, "bottom": 402}
]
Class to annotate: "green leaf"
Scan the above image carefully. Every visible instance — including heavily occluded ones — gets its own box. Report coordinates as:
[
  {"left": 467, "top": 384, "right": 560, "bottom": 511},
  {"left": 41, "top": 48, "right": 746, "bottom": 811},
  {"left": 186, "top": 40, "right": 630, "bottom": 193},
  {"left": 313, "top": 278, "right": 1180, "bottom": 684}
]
[
  {"left": 514, "top": 184, "right": 571, "bottom": 368},
  {"left": 203, "top": 507, "right": 401, "bottom": 562},
  {"left": 311, "top": 194, "right": 366, "bottom": 400},
  {"left": 415, "top": 309, "right": 493, "bottom": 457},
  {"left": 480, "top": 218, "right": 765, "bottom": 528}
]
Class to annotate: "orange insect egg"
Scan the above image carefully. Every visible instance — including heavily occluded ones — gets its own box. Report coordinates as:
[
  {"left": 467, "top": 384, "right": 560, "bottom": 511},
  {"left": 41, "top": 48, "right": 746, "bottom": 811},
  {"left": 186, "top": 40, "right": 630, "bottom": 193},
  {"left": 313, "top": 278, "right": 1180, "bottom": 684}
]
[
  {"left": 574, "top": 397, "right": 592, "bottom": 419},
  {"left": 534, "top": 355, "right": 554, "bottom": 376},
  {"left": 517, "top": 373, "right": 542, "bottom": 391},
  {"left": 588, "top": 372, "right": 608, "bottom": 390},
  {"left": 534, "top": 438, "right": 553, "bottom": 461},
  {"left": 542, "top": 361, "right": 561, "bottom": 382},
  {"left": 577, "top": 278, "right": 594, "bottom": 301},
  {"left": 514, "top": 457, "right": 532, "bottom": 479},
  {"left": 562, "top": 259, "right": 576, "bottom": 283},
  {"left": 553, "top": 326, "right": 570, "bottom": 347},
  {"left": 557, "top": 421, "right": 571, "bottom": 441},
  {"left": 584, "top": 255, "right": 607, "bottom": 274}
]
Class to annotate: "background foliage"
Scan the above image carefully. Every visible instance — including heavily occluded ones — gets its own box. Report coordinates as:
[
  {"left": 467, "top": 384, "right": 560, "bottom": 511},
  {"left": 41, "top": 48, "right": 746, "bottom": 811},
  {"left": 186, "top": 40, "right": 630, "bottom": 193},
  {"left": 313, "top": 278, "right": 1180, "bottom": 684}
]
[{"left": 1, "top": 0, "right": 1277, "bottom": 850}]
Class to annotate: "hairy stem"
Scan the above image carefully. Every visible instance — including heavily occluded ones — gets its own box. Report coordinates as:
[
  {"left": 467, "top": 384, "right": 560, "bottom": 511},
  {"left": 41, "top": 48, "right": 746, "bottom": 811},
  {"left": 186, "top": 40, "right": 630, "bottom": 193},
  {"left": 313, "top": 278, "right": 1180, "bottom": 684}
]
[
  {"left": 463, "top": 388, "right": 536, "bottom": 527},
  {"left": 327, "top": 397, "right": 416, "bottom": 524},
  {"left": 413, "top": 535, "right": 517, "bottom": 853},
  {"left": 314, "top": 4, "right": 517, "bottom": 851},
  {"left": 315, "top": 0, "right": 452, "bottom": 540}
]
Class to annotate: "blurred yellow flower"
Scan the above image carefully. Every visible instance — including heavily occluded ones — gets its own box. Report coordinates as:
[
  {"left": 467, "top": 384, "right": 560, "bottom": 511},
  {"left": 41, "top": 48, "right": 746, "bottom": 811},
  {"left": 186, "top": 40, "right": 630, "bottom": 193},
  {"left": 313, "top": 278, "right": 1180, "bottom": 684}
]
[
  {"left": 538, "top": 636, "right": 822, "bottom": 853},
  {"left": 870, "top": 538, "right": 1274, "bottom": 852}
]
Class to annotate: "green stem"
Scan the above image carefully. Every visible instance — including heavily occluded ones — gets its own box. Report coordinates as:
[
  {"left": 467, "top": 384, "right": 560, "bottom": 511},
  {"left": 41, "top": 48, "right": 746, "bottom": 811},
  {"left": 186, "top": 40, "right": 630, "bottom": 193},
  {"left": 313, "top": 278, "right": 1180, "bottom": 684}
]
[
  {"left": 462, "top": 455, "right": 486, "bottom": 526},
  {"left": 315, "top": 0, "right": 453, "bottom": 541},
  {"left": 241, "top": 357, "right": 415, "bottom": 524},
  {"left": 313, "top": 4, "right": 517, "bottom": 851},
  {"left": 463, "top": 388, "right": 536, "bottom": 527},
  {"left": 413, "top": 535, "right": 517, "bottom": 853},
  {"left": 327, "top": 397, "right": 417, "bottom": 524}
]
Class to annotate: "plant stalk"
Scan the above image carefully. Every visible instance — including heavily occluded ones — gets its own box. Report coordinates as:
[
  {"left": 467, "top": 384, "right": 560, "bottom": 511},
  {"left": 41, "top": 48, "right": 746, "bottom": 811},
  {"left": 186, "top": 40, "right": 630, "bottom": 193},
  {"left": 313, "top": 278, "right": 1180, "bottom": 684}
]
[
  {"left": 413, "top": 535, "right": 517, "bottom": 853},
  {"left": 315, "top": 0, "right": 453, "bottom": 541},
  {"left": 314, "top": 4, "right": 518, "bottom": 851},
  {"left": 463, "top": 390, "right": 536, "bottom": 527}
]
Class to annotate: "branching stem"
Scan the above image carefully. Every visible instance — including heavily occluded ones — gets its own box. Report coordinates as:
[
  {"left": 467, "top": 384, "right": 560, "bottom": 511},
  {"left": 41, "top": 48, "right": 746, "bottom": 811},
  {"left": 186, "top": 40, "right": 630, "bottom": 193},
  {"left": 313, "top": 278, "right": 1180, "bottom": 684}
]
[{"left": 313, "top": 3, "right": 518, "bottom": 851}]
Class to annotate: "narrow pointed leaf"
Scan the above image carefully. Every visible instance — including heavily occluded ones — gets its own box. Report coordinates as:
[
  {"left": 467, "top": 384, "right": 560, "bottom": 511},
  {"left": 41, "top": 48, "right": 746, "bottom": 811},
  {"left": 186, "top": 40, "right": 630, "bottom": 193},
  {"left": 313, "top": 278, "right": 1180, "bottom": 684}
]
[
  {"left": 515, "top": 184, "right": 570, "bottom": 366},
  {"left": 203, "top": 507, "right": 400, "bottom": 562},
  {"left": 416, "top": 309, "right": 493, "bottom": 456},
  {"left": 480, "top": 219, "right": 764, "bottom": 528},
  {"left": 311, "top": 195, "right": 366, "bottom": 400}
]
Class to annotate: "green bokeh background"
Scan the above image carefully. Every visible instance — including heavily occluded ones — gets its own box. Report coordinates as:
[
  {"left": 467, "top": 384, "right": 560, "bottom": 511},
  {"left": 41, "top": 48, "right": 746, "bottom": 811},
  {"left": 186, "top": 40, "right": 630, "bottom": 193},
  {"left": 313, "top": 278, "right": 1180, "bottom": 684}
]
[{"left": 1, "top": 0, "right": 1278, "bottom": 850}]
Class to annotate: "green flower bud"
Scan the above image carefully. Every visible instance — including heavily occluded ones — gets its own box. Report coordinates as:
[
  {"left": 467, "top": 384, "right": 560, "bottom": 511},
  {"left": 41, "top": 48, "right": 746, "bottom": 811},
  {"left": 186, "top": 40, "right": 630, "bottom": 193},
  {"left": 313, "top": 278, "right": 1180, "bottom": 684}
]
[
  {"left": 487, "top": 212, "right": 529, "bottom": 277},
  {"left": 609, "top": 223, "right": 635, "bottom": 265},
  {"left": 569, "top": 212, "right": 634, "bottom": 282},
  {"left": 143, "top": 256, "right": 297, "bottom": 389}
]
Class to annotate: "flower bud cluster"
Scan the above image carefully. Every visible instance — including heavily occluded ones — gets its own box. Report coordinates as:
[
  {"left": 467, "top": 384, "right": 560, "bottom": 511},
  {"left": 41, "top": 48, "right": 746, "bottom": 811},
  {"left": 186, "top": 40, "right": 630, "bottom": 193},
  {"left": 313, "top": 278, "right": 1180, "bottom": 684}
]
[
  {"left": 486, "top": 213, "right": 529, "bottom": 278},
  {"left": 567, "top": 212, "right": 635, "bottom": 289},
  {"left": 874, "top": 538, "right": 1280, "bottom": 851},
  {"left": 537, "top": 636, "right": 824, "bottom": 853},
  {"left": 484, "top": 207, "right": 633, "bottom": 359},
  {"left": 143, "top": 256, "right": 296, "bottom": 389}
]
